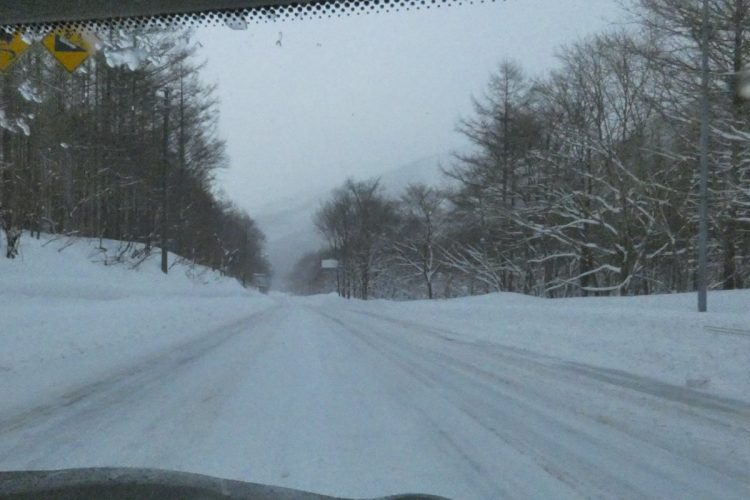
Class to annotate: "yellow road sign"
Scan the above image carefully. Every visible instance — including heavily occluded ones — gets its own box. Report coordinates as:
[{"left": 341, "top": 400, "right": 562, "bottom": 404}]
[
  {"left": 0, "top": 32, "right": 30, "bottom": 72},
  {"left": 42, "top": 31, "right": 94, "bottom": 73}
]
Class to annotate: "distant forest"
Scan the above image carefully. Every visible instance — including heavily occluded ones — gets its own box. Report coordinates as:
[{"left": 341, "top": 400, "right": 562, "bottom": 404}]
[
  {"left": 293, "top": 0, "right": 750, "bottom": 300},
  {"left": 0, "top": 29, "right": 270, "bottom": 285}
]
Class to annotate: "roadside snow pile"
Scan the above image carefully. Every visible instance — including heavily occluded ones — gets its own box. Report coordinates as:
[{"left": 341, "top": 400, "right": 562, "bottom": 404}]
[
  {"left": 0, "top": 233, "right": 275, "bottom": 414},
  {"left": 311, "top": 290, "right": 750, "bottom": 402},
  {"left": 1, "top": 232, "right": 247, "bottom": 300}
]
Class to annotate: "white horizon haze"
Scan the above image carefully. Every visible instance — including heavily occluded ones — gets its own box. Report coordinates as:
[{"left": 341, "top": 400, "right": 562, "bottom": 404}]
[{"left": 196, "top": 0, "right": 623, "bottom": 215}]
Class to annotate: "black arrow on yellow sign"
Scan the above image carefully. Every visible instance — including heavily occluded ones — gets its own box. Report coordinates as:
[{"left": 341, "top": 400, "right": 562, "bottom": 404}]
[{"left": 54, "top": 34, "right": 87, "bottom": 52}]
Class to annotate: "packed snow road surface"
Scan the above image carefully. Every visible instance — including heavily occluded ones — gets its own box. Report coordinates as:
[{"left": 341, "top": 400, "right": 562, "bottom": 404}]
[{"left": 1, "top": 297, "right": 749, "bottom": 500}]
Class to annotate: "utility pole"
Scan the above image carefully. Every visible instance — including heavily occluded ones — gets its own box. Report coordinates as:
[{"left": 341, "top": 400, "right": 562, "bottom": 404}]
[
  {"left": 697, "top": 0, "right": 710, "bottom": 312},
  {"left": 161, "top": 88, "right": 170, "bottom": 275}
]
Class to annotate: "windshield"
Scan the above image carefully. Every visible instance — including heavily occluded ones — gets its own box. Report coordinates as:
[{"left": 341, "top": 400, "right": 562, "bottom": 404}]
[{"left": 1, "top": 1, "right": 749, "bottom": 499}]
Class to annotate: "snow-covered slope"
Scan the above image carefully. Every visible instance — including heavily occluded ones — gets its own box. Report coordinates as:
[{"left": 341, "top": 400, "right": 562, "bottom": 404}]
[
  {"left": 377, "top": 153, "right": 454, "bottom": 196},
  {"left": 2, "top": 233, "right": 252, "bottom": 301},
  {"left": 255, "top": 154, "right": 451, "bottom": 290},
  {"left": 0, "top": 233, "right": 275, "bottom": 415}
]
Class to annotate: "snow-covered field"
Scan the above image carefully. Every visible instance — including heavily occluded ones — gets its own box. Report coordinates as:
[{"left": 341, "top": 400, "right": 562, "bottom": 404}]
[{"left": 1, "top": 234, "right": 749, "bottom": 499}]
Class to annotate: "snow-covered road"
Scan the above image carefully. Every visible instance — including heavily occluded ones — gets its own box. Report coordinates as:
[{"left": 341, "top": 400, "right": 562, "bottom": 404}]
[{"left": 1, "top": 296, "right": 749, "bottom": 499}]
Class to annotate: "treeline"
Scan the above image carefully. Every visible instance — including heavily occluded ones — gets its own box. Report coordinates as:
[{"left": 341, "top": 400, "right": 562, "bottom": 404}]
[
  {"left": 294, "top": 0, "right": 749, "bottom": 299},
  {"left": 0, "top": 29, "right": 269, "bottom": 284},
  {"left": 291, "top": 179, "right": 450, "bottom": 299}
]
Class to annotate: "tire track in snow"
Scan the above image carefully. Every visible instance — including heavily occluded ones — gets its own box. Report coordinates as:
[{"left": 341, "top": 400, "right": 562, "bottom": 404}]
[
  {"left": 311, "top": 309, "right": 578, "bottom": 499},
  {"left": 316, "top": 306, "right": 750, "bottom": 499},
  {"left": 0, "top": 305, "right": 281, "bottom": 467},
  {"left": 350, "top": 309, "right": 750, "bottom": 419},
  {"left": 344, "top": 308, "right": 750, "bottom": 471}
]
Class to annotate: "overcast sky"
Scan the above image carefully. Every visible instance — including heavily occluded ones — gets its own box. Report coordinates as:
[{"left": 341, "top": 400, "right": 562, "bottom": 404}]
[{"left": 196, "top": 0, "right": 623, "bottom": 214}]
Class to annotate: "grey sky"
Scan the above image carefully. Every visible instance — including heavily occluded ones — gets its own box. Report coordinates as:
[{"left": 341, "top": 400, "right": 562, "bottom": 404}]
[{"left": 196, "top": 0, "right": 622, "bottom": 214}]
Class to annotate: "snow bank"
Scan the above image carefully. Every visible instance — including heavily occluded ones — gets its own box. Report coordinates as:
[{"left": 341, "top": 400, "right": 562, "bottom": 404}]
[
  {"left": 304, "top": 289, "right": 750, "bottom": 402},
  {"left": 1, "top": 233, "right": 252, "bottom": 300},
  {"left": 0, "top": 233, "right": 275, "bottom": 415}
]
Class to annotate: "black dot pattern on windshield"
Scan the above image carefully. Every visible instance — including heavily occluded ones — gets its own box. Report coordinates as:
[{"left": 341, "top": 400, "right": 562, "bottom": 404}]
[{"left": 1, "top": 0, "right": 492, "bottom": 34}]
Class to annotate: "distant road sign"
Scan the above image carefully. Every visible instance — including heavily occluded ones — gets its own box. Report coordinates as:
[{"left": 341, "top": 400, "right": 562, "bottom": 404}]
[
  {"left": 0, "top": 32, "right": 30, "bottom": 71},
  {"left": 321, "top": 259, "right": 339, "bottom": 269},
  {"left": 42, "top": 31, "right": 94, "bottom": 73}
]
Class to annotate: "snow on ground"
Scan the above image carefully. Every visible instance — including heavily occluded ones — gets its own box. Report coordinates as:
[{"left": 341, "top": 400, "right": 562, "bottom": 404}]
[
  {"left": 304, "top": 289, "right": 750, "bottom": 402},
  {"left": 0, "top": 233, "right": 275, "bottom": 415},
  {"left": 1, "top": 235, "right": 749, "bottom": 499}
]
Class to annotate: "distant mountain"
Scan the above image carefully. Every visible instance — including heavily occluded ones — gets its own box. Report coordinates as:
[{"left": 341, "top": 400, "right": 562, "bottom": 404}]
[
  {"left": 377, "top": 153, "right": 453, "bottom": 195},
  {"left": 254, "top": 153, "right": 452, "bottom": 291}
]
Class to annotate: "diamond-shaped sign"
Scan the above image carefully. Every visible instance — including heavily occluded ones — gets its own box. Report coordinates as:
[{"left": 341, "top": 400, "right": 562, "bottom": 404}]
[
  {"left": 42, "top": 31, "right": 94, "bottom": 73},
  {"left": 0, "top": 31, "right": 30, "bottom": 72}
]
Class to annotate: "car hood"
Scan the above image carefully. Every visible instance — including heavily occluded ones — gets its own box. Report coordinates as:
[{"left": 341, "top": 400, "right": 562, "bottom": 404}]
[{"left": 0, "top": 467, "right": 450, "bottom": 500}]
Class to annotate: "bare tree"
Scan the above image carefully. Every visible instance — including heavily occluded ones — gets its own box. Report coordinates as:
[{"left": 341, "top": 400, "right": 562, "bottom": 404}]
[{"left": 394, "top": 184, "right": 445, "bottom": 299}]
